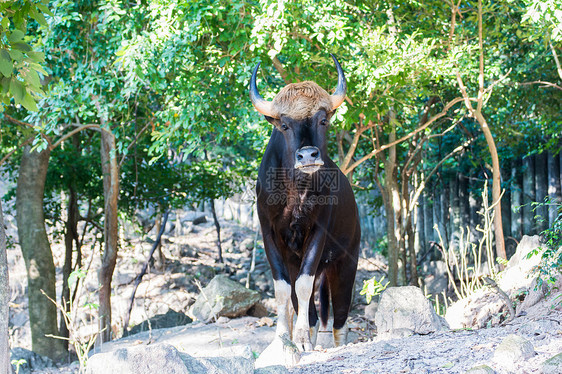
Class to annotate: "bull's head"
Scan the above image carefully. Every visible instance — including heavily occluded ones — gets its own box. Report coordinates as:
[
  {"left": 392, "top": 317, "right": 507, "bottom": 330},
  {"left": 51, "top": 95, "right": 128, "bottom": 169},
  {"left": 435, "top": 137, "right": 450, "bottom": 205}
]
[{"left": 250, "top": 55, "right": 347, "bottom": 174}]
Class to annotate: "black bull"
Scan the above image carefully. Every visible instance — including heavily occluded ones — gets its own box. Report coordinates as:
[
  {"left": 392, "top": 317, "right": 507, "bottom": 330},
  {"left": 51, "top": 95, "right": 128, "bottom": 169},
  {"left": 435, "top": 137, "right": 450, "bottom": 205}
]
[{"left": 250, "top": 55, "right": 361, "bottom": 351}]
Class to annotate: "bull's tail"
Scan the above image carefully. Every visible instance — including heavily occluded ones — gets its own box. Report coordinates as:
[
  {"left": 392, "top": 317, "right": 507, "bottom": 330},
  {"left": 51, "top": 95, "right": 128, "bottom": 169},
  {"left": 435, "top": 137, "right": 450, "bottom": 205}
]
[{"left": 319, "top": 271, "right": 330, "bottom": 327}]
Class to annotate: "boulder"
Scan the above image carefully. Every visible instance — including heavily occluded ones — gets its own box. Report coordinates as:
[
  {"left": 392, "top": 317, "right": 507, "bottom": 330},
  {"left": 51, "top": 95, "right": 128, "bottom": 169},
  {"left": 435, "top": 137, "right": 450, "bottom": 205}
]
[
  {"left": 86, "top": 344, "right": 189, "bottom": 374},
  {"left": 87, "top": 343, "right": 254, "bottom": 374},
  {"left": 374, "top": 286, "right": 448, "bottom": 338},
  {"left": 189, "top": 275, "right": 261, "bottom": 322},
  {"left": 493, "top": 334, "right": 535, "bottom": 370},
  {"left": 465, "top": 365, "right": 496, "bottom": 373},
  {"left": 126, "top": 309, "right": 193, "bottom": 336},
  {"left": 499, "top": 235, "right": 542, "bottom": 293},
  {"left": 542, "top": 352, "right": 562, "bottom": 374},
  {"left": 10, "top": 348, "right": 54, "bottom": 374},
  {"left": 255, "top": 333, "right": 301, "bottom": 368},
  {"left": 364, "top": 301, "right": 378, "bottom": 320}
]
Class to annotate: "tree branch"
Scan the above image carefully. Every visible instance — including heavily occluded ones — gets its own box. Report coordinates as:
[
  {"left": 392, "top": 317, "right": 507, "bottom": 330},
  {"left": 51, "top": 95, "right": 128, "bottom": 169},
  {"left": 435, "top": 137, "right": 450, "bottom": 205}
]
[{"left": 342, "top": 97, "right": 464, "bottom": 175}]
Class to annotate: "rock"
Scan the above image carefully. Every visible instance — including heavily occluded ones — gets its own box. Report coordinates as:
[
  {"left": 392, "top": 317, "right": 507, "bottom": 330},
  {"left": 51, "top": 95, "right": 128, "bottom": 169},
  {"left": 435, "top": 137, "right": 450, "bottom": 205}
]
[
  {"left": 516, "top": 277, "right": 548, "bottom": 315},
  {"left": 181, "top": 345, "right": 254, "bottom": 374},
  {"left": 465, "top": 364, "right": 496, "bottom": 373},
  {"left": 240, "top": 237, "right": 254, "bottom": 252},
  {"left": 247, "top": 301, "right": 269, "bottom": 318},
  {"left": 499, "top": 235, "right": 542, "bottom": 293},
  {"left": 10, "top": 348, "right": 54, "bottom": 374},
  {"left": 189, "top": 275, "right": 261, "bottom": 322},
  {"left": 506, "top": 235, "right": 541, "bottom": 269},
  {"left": 445, "top": 287, "right": 505, "bottom": 329},
  {"left": 542, "top": 352, "right": 562, "bottom": 374},
  {"left": 192, "top": 215, "right": 207, "bottom": 225},
  {"left": 364, "top": 301, "right": 378, "bottom": 320},
  {"left": 421, "top": 260, "right": 448, "bottom": 296},
  {"left": 493, "top": 334, "right": 535, "bottom": 369},
  {"left": 87, "top": 343, "right": 254, "bottom": 374},
  {"left": 254, "top": 365, "right": 289, "bottom": 374},
  {"left": 255, "top": 333, "right": 301, "bottom": 368},
  {"left": 86, "top": 343, "right": 189, "bottom": 374},
  {"left": 374, "top": 286, "right": 448, "bottom": 338},
  {"left": 127, "top": 309, "right": 192, "bottom": 336}
]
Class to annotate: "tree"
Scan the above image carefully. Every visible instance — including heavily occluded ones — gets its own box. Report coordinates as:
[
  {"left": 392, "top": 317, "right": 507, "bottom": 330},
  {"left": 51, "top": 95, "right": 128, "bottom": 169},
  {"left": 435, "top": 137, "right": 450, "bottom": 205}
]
[{"left": 0, "top": 200, "right": 9, "bottom": 374}]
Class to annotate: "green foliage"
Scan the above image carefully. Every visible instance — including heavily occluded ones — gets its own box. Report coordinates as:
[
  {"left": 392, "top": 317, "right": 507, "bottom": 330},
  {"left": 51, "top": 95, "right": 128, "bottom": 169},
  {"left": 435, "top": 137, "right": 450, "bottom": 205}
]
[
  {"left": 0, "top": 0, "right": 51, "bottom": 111},
  {"left": 360, "top": 275, "right": 389, "bottom": 304},
  {"left": 527, "top": 199, "right": 562, "bottom": 288}
]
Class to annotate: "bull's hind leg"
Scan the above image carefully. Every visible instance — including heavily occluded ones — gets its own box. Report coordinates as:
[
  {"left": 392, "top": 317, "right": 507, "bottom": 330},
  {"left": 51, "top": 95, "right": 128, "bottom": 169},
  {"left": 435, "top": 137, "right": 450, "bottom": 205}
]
[{"left": 327, "top": 258, "right": 358, "bottom": 347}]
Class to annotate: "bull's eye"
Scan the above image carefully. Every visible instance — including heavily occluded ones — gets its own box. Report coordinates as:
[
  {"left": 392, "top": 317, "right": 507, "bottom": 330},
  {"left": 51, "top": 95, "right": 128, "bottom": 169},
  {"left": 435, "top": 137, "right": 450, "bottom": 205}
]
[
  {"left": 320, "top": 119, "right": 328, "bottom": 126},
  {"left": 281, "top": 123, "right": 289, "bottom": 131}
]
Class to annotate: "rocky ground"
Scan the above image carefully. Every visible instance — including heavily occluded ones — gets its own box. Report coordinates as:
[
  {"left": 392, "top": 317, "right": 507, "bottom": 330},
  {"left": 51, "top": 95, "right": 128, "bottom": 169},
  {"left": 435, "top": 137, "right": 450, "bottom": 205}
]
[{"left": 6, "top": 212, "right": 562, "bottom": 373}]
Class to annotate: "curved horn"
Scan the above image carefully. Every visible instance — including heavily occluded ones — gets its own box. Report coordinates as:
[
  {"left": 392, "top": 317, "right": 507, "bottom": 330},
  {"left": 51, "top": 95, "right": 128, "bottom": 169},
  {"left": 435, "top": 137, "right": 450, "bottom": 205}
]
[
  {"left": 249, "top": 62, "right": 276, "bottom": 117},
  {"left": 330, "top": 54, "right": 347, "bottom": 110}
]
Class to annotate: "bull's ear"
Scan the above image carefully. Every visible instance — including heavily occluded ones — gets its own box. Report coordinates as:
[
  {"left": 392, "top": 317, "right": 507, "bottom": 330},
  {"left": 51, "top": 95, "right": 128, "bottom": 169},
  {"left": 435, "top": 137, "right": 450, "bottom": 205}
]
[{"left": 265, "top": 115, "right": 277, "bottom": 125}]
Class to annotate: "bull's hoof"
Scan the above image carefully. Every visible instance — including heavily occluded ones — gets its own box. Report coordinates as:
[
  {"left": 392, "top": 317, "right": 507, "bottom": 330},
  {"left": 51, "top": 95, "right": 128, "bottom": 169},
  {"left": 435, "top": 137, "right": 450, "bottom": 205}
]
[
  {"left": 255, "top": 333, "right": 301, "bottom": 368},
  {"left": 293, "top": 327, "right": 313, "bottom": 352},
  {"left": 333, "top": 324, "right": 348, "bottom": 347}
]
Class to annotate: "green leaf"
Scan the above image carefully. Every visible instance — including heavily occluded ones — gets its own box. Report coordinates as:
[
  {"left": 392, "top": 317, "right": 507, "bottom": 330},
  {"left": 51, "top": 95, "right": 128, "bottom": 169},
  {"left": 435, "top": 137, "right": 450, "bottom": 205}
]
[
  {"left": 30, "top": 8, "right": 48, "bottom": 26},
  {"left": 21, "top": 92, "right": 39, "bottom": 111},
  {"left": 8, "top": 49, "right": 25, "bottom": 63},
  {"left": 21, "top": 69, "right": 40, "bottom": 88},
  {"left": 27, "top": 51, "right": 46, "bottom": 63},
  {"left": 12, "top": 43, "right": 32, "bottom": 53},
  {"left": 9, "top": 79, "right": 25, "bottom": 103},
  {"left": 36, "top": 3, "right": 54, "bottom": 17},
  {"left": 0, "top": 50, "right": 13, "bottom": 77},
  {"left": 8, "top": 30, "right": 25, "bottom": 43}
]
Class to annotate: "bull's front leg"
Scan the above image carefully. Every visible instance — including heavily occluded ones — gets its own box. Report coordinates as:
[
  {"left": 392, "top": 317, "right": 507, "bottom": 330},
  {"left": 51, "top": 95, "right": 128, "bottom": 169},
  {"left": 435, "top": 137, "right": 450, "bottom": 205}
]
[
  {"left": 293, "top": 274, "right": 315, "bottom": 351},
  {"left": 293, "top": 228, "right": 326, "bottom": 352}
]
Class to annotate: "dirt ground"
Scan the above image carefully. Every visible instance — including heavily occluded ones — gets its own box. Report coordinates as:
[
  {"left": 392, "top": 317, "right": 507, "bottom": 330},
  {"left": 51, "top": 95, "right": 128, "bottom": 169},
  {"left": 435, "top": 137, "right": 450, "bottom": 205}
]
[{"left": 6, "top": 214, "right": 562, "bottom": 373}]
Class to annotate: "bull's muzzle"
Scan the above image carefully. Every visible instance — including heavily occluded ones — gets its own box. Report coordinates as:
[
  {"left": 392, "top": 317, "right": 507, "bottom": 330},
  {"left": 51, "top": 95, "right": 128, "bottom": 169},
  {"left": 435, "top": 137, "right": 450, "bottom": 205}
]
[{"left": 295, "top": 146, "right": 324, "bottom": 174}]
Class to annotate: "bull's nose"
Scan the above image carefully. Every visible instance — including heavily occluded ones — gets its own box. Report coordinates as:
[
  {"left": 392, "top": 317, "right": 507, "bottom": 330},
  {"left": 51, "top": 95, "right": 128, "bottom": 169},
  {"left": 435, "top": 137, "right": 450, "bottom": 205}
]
[
  {"left": 295, "top": 146, "right": 324, "bottom": 173},
  {"left": 296, "top": 146, "right": 321, "bottom": 163}
]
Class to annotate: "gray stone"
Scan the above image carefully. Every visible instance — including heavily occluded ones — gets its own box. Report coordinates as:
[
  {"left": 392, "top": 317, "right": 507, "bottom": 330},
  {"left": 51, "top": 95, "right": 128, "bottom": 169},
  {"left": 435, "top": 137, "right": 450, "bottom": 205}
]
[
  {"left": 254, "top": 365, "right": 289, "bottom": 374},
  {"left": 541, "top": 352, "right": 562, "bottom": 374},
  {"left": 240, "top": 238, "right": 254, "bottom": 252},
  {"left": 465, "top": 364, "right": 496, "bottom": 373},
  {"left": 375, "top": 286, "right": 448, "bottom": 338},
  {"left": 364, "top": 301, "right": 378, "bottom": 320},
  {"left": 506, "top": 235, "right": 541, "bottom": 268},
  {"left": 126, "top": 309, "right": 192, "bottom": 336},
  {"left": 181, "top": 353, "right": 254, "bottom": 374},
  {"left": 189, "top": 275, "right": 261, "bottom": 322},
  {"left": 86, "top": 343, "right": 189, "bottom": 374},
  {"left": 10, "top": 348, "right": 54, "bottom": 374},
  {"left": 255, "top": 333, "right": 301, "bottom": 368},
  {"left": 516, "top": 277, "right": 548, "bottom": 315},
  {"left": 493, "top": 334, "right": 535, "bottom": 369},
  {"left": 421, "top": 260, "right": 448, "bottom": 296}
]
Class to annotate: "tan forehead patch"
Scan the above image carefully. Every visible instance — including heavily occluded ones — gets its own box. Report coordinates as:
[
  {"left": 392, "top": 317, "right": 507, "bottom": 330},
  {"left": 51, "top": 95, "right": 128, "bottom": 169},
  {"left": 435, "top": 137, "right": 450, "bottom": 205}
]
[{"left": 272, "top": 81, "right": 332, "bottom": 120}]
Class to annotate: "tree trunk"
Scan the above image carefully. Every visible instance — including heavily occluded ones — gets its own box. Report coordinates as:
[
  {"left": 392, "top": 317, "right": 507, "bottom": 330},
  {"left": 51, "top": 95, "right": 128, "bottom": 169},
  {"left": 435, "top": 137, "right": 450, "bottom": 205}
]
[
  {"left": 535, "top": 151, "right": 548, "bottom": 232},
  {"left": 522, "top": 155, "right": 535, "bottom": 235},
  {"left": 98, "top": 129, "right": 120, "bottom": 344},
  {"left": 423, "top": 191, "right": 434, "bottom": 247},
  {"left": 459, "top": 174, "right": 470, "bottom": 234},
  {"left": 547, "top": 151, "right": 561, "bottom": 227},
  {"left": 475, "top": 112, "right": 506, "bottom": 262},
  {"left": 385, "top": 114, "right": 400, "bottom": 286},
  {"left": 0, "top": 200, "right": 11, "bottom": 374},
  {"left": 60, "top": 185, "right": 79, "bottom": 349},
  {"left": 16, "top": 146, "right": 66, "bottom": 360},
  {"left": 415, "top": 197, "right": 425, "bottom": 262},
  {"left": 510, "top": 160, "right": 523, "bottom": 240},
  {"left": 449, "top": 176, "right": 461, "bottom": 251},
  {"left": 209, "top": 199, "right": 223, "bottom": 263},
  {"left": 153, "top": 206, "right": 166, "bottom": 270}
]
